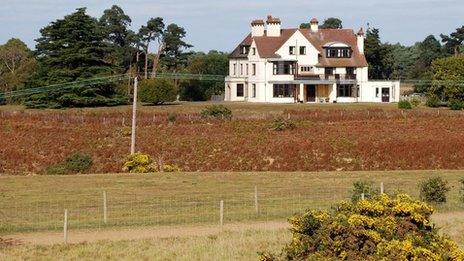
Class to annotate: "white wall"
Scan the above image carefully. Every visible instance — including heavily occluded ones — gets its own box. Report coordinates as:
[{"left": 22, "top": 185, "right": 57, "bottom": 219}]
[{"left": 360, "top": 81, "right": 400, "bottom": 103}]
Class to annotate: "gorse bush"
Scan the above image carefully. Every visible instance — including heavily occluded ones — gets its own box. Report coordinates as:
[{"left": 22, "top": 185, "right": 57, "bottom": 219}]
[
  {"left": 351, "top": 180, "right": 380, "bottom": 202},
  {"left": 167, "top": 112, "right": 177, "bottom": 123},
  {"left": 426, "top": 95, "right": 440, "bottom": 108},
  {"left": 419, "top": 177, "right": 450, "bottom": 204},
  {"left": 398, "top": 100, "right": 412, "bottom": 109},
  {"left": 122, "top": 153, "right": 181, "bottom": 173},
  {"left": 46, "top": 152, "right": 93, "bottom": 175},
  {"left": 200, "top": 105, "right": 232, "bottom": 120},
  {"left": 410, "top": 97, "right": 422, "bottom": 107},
  {"left": 271, "top": 117, "right": 296, "bottom": 131},
  {"left": 260, "top": 194, "right": 464, "bottom": 260}
]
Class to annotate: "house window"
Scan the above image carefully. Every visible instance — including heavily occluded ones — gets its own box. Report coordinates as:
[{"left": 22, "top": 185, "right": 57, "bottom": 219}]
[
  {"left": 237, "top": 84, "right": 244, "bottom": 97},
  {"left": 252, "top": 84, "right": 256, "bottom": 98},
  {"left": 272, "top": 62, "right": 296, "bottom": 75},
  {"left": 300, "top": 66, "right": 312, "bottom": 72},
  {"left": 273, "top": 84, "right": 295, "bottom": 98},
  {"left": 289, "top": 46, "right": 296, "bottom": 55},
  {"left": 240, "top": 46, "right": 250, "bottom": 55},
  {"left": 252, "top": 64, "right": 256, "bottom": 75},
  {"left": 346, "top": 67, "right": 355, "bottom": 75},
  {"left": 252, "top": 48, "right": 256, "bottom": 55},
  {"left": 240, "top": 64, "right": 243, "bottom": 75},
  {"left": 325, "top": 67, "right": 334, "bottom": 75},
  {"left": 233, "top": 64, "right": 236, "bottom": 75},
  {"left": 246, "top": 64, "right": 249, "bottom": 75},
  {"left": 326, "top": 48, "right": 352, "bottom": 58},
  {"left": 375, "top": 88, "right": 379, "bottom": 97},
  {"left": 337, "top": 84, "right": 356, "bottom": 97},
  {"left": 299, "top": 46, "right": 306, "bottom": 55}
]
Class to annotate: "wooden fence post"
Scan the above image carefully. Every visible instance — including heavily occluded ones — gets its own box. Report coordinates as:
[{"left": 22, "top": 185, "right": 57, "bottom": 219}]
[
  {"left": 220, "top": 200, "right": 224, "bottom": 227},
  {"left": 254, "top": 186, "right": 259, "bottom": 214},
  {"left": 103, "top": 191, "right": 107, "bottom": 224},
  {"left": 380, "top": 182, "right": 384, "bottom": 194},
  {"left": 361, "top": 193, "right": 365, "bottom": 200},
  {"left": 64, "top": 209, "right": 68, "bottom": 244}
]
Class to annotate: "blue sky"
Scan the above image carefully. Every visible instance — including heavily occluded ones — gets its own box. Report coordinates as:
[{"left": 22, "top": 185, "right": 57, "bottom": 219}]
[{"left": 0, "top": 0, "right": 462, "bottom": 52}]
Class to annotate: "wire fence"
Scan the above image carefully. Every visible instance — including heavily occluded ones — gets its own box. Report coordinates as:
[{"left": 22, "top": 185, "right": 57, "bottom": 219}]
[{"left": 1, "top": 179, "right": 463, "bottom": 235}]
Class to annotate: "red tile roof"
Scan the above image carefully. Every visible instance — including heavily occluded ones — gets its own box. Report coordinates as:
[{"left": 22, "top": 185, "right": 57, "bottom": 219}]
[{"left": 229, "top": 28, "right": 368, "bottom": 67}]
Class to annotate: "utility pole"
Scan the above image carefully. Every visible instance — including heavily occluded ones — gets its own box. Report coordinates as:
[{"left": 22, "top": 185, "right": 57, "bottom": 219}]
[
  {"left": 130, "top": 51, "right": 140, "bottom": 155},
  {"left": 130, "top": 76, "right": 138, "bottom": 155}
]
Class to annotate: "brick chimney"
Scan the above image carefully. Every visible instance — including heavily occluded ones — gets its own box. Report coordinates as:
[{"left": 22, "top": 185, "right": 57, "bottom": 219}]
[
  {"left": 310, "top": 18, "right": 319, "bottom": 32},
  {"left": 251, "top": 19, "right": 265, "bottom": 37},
  {"left": 357, "top": 28, "right": 365, "bottom": 54},
  {"left": 266, "top": 15, "right": 281, "bottom": 37}
]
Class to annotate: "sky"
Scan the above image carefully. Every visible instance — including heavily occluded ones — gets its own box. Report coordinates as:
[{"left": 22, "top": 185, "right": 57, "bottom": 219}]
[{"left": 0, "top": 0, "right": 463, "bottom": 52}]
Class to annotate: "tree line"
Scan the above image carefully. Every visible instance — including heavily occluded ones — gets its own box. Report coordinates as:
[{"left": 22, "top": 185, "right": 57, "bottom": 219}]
[
  {"left": 0, "top": 6, "right": 228, "bottom": 107},
  {"left": 0, "top": 12, "right": 463, "bottom": 108}
]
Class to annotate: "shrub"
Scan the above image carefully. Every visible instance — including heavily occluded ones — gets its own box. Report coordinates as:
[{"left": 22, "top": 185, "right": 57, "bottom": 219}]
[
  {"left": 426, "top": 95, "right": 440, "bottom": 107},
  {"left": 351, "top": 180, "right": 380, "bottom": 202},
  {"left": 123, "top": 152, "right": 157, "bottom": 173},
  {"left": 419, "top": 177, "right": 450, "bottom": 204},
  {"left": 139, "top": 78, "right": 177, "bottom": 105},
  {"left": 271, "top": 117, "right": 296, "bottom": 131},
  {"left": 46, "top": 152, "right": 93, "bottom": 175},
  {"left": 449, "top": 99, "right": 464, "bottom": 110},
  {"left": 398, "top": 100, "right": 412, "bottom": 109},
  {"left": 260, "top": 194, "right": 464, "bottom": 260},
  {"left": 410, "top": 97, "right": 422, "bottom": 107},
  {"left": 200, "top": 105, "right": 232, "bottom": 120},
  {"left": 162, "top": 164, "right": 181, "bottom": 172},
  {"left": 459, "top": 178, "right": 464, "bottom": 204},
  {"left": 167, "top": 112, "right": 177, "bottom": 123}
]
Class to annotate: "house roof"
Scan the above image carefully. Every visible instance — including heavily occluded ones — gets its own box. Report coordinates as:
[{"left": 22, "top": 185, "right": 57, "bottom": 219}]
[{"left": 229, "top": 28, "right": 368, "bottom": 67}]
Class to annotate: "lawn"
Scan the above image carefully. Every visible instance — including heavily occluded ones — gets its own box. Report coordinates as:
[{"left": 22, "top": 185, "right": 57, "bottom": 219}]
[
  {"left": 1, "top": 102, "right": 464, "bottom": 174},
  {"left": 1, "top": 170, "right": 464, "bottom": 234}
]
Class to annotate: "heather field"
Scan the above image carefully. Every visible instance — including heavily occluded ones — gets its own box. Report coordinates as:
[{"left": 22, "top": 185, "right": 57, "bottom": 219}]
[{"left": 1, "top": 102, "right": 464, "bottom": 174}]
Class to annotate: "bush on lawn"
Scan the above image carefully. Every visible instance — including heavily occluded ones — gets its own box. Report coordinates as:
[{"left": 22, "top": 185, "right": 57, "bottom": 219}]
[
  {"left": 398, "top": 100, "right": 412, "bottom": 109},
  {"left": 200, "top": 105, "right": 232, "bottom": 120},
  {"left": 271, "top": 117, "right": 296, "bottom": 131},
  {"left": 139, "top": 78, "right": 177, "bottom": 105},
  {"left": 419, "top": 177, "right": 450, "bottom": 204},
  {"left": 46, "top": 152, "right": 93, "bottom": 175},
  {"left": 351, "top": 180, "right": 380, "bottom": 202},
  {"left": 410, "top": 97, "right": 422, "bottom": 107},
  {"left": 259, "top": 194, "right": 464, "bottom": 260}
]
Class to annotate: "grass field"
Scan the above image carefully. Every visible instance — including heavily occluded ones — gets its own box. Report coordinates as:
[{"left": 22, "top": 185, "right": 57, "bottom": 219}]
[
  {"left": 1, "top": 170, "right": 464, "bottom": 234},
  {"left": 2, "top": 102, "right": 464, "bottom": 174}
]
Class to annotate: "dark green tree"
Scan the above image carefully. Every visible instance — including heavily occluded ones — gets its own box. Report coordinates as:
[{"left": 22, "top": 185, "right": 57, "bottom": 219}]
[
  {"left": 180, "top": 51, "right": 228, "bottom": 101},
  {"left": 429, "top": 56, "right": 464, "bottom": 102},
  {"left": 161, "top": 24, "right": 193, "bottom": 72},
  {"left": 441, "top": 26, "right": 464, "bottom": 57},
  {"left": 138, "top": 17, "right": 165, "bottom": 79},
  {"left": 99, "top": 5, "right": 137, "bottom": 72},
  {"left": 25, "top": 8, "right": 127, "bottom": 108},
  {"left": 320, "top": 18, "right": 343, "bottom": 29},
  {"left": 365, "top": 28, "right": 393, "bottom": 79}
]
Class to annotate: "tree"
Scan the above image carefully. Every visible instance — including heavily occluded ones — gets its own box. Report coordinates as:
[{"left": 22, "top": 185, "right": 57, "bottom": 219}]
[
  {"left": 138, "top": 17, "right": 165, "bottom": 79},
  {"left": 99, "top": 5, "right": 137, "bottom": 72},
  {"left": 180, "top": 51, "right": 228, "bottom": 101},
  {"left": 26, "top": 8, "right": 127, "bottom": 108},
  {"left": 441, "top": 25, "right": 464, "bottom": 57},
  {"left": 365, "top": 28, "right": 393, "bottom": 79},
  {"left": 300, "top": 17, "right": 342, "bottom": 30},
  {"left": 320, "top": 17, "right": 343, "bottom": 29},
  {"left": 138, "top": 78, "right": 176, "bottom": 105},
  {"left": 160, "top": 24, "right": 192, "bottom": 72},
  {"left": 429, "top": 55, "right": 464, "bottom": 102},
  {"left": 0, "top": 38, "right": 36, "bottom": 95}
]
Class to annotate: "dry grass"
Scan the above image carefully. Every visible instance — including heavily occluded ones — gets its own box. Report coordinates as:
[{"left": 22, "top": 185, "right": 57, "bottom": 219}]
[
  {"left": 0, "top": 228, "right": 290, "bottom": 261},
  {"left": 1, "top": 170, "right": 464, "bottom": 234},
  {"left": 1, "top": 102, "right": 464, "bottom": 174}
]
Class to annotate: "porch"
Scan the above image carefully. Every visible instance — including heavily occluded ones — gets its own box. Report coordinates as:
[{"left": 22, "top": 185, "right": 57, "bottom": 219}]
[{"left": 295, "top": 84, "right": 334, "bottom": 103}]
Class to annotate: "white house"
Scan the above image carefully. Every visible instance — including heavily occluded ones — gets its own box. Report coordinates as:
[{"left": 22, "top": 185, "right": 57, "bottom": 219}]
[{"left": 224, "top": 16, "right": 400, "bottom": 103}]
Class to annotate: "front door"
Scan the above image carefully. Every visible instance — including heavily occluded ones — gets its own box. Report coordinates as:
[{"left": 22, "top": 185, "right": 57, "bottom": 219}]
[
  {"left": 381, "top": 88, "right": 390, "bottom": 102},
  {"left": 306, "top": 85, "right": 316, "bottom": 102}
]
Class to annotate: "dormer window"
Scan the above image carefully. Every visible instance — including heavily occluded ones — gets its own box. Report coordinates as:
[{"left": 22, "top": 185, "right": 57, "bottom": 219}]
[
  {"left": 326, "top": 47, "right": 352, "bottom": 58},
  {"left": 240, "top": 45, "right": 250, "bottom": 55},
  {"left": 252, "top": 47, "right": 256, "bottom": 55}
]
